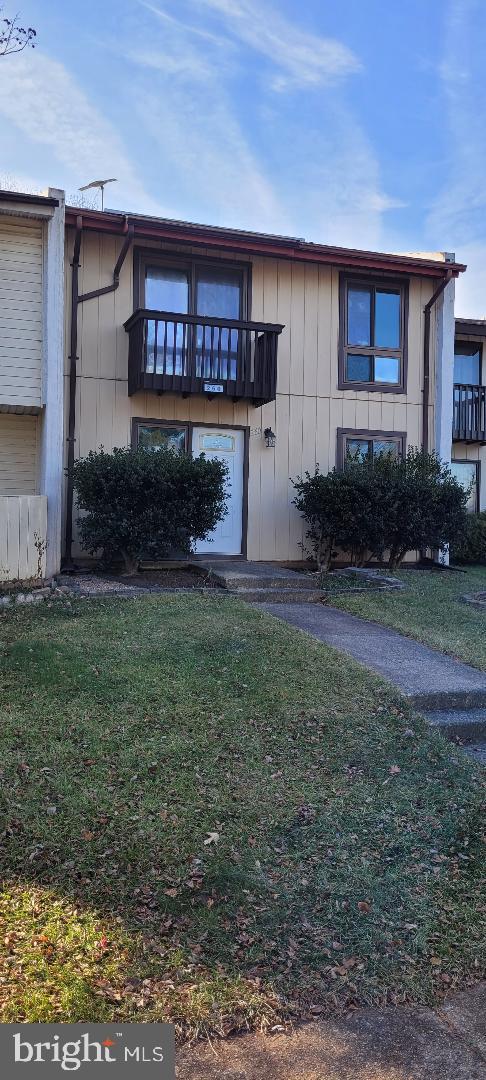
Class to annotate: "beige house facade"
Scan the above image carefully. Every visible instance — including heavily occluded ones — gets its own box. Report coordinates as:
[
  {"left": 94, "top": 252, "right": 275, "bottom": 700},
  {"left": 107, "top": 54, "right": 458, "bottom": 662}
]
[
  {"left": 452, "top": 318, "right": 486, "bottom": 513},
  {"left": 62, "top": 207, "right": 464, "bottom": 564},
  {"left": 0, "top": 190, "right": 64, "bottom": 581}
]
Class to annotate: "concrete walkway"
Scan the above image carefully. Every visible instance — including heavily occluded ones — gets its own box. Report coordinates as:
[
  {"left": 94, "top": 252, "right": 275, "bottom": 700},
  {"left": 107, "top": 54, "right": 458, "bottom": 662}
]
[
  {"left": 177, "top": 984, "right": 486, "bottom": 1079},
  {"left": 260, "top": 602, "right": 486, "bottom": 711}
]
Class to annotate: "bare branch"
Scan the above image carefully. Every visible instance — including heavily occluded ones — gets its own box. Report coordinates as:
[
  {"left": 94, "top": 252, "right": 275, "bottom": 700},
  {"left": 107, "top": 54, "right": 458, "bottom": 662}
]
[{"left": 0, "top": 10, "right": 36, "bottom": 56}]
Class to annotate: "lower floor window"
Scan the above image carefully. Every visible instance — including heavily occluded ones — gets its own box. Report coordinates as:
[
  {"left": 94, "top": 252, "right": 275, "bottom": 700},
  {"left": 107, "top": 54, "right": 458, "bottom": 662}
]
[
  {"left": 450, "top": 460, "right": 480, "bottom": 512},
  {"left": 134, "top": 421, "right": 188, "bottom": 452},
  {"left": 337, "top": 428, "right": 406, "bottom": 468}
]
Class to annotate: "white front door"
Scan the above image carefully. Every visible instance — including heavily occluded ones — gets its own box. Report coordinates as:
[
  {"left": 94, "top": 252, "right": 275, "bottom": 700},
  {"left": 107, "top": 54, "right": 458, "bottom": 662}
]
[{"left": 192, "top": 427, "right": 244, "bottom": 555}]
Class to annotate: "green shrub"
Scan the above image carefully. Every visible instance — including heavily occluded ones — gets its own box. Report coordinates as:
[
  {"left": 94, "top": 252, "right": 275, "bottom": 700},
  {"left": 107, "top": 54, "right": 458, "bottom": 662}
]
[
  {"left": 451, "top": 511, "right": 486, "bottom": 564},
  {"left": 293, "top": 449, "right": 469, "bottom": 571},
  {"left": 72, "top": 446, "right": 228, "bottom": 575}
]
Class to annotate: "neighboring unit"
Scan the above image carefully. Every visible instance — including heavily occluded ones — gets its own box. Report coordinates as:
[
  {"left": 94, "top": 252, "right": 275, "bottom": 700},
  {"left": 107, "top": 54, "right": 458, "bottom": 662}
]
[
  {"left": 452, "top": 318, "right": 486, "bottom": 513},
  {"left": 62, "top": 208, "right": 465, "bottom": 563},
  {"left": 0, "top": 190, "right": 64, "bottom": 581}
]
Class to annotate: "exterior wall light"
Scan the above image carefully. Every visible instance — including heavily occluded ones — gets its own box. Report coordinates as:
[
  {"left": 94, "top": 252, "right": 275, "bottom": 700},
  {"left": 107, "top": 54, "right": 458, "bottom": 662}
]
[{"left": 264, "top": 427, "right": 276, "bottom": 448}]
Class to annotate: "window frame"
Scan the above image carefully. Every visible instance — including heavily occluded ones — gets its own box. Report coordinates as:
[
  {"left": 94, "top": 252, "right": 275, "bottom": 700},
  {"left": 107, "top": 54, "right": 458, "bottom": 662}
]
[
  {"left": 338, "top": 274, "right": 409, "bottom": 393},
  {"left": 133, "top": 248, "right": 251, "bottom": 321},
  {"left": 337, "top": 427, "right": 407, "bottom": 469},
  {"left": 453, "top": 341, "right": 483, "bottom": 386},
  {"left": 451, "top": 458, "right": 480, "bottom": 513},
  {"left": 131, "top": 418, "right": 190, "bottom": 452}
]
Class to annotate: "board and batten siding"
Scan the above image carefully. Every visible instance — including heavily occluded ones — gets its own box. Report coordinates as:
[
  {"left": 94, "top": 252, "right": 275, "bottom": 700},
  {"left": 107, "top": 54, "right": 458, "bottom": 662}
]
[
  {"left": 65, "top": 229, "right": 437, "bottom": 561},
  {"left": 0, "top": 216, "right": 44, "bottom": 409},
  {"left": 0, "top": 413, "right": 38, "bottom": 495}
]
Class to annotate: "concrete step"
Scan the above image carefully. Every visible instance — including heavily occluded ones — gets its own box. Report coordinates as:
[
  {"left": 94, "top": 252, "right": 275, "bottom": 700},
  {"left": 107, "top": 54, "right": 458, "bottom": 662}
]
[
  {"left": 236, "top": 587, "right": 323, "bottom": 603},
  {"left": 422, "top": 707, "right": 486, "bottom": 744},
  {"left": 211, "top": 573, "right": 320, "bottom": 592}
]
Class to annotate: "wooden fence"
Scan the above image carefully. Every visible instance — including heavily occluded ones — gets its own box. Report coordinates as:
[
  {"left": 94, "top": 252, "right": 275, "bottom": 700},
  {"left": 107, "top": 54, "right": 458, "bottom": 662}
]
[{"left": 0, "top": 495, "right": 47, "bottom": 582}]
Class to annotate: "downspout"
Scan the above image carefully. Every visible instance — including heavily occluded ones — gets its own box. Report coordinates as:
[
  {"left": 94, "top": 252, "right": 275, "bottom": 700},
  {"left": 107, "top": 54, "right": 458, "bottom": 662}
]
[
  {"left": 64, "top": 217, "right": 134, "bottom": 568},
  {"left": 422, "top": 269, "right": 453, "bottom": 451}
]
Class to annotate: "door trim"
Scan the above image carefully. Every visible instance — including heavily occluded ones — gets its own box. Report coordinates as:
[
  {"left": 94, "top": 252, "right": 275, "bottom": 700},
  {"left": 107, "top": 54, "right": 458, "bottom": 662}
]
[{"left": 131, "top": 417, "right": 249, "bottom": 557}]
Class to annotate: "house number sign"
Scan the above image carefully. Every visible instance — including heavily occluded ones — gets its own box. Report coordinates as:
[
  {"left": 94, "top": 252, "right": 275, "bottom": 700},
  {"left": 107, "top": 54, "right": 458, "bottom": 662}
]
[{"left": 203, "top": 382, "right": 224, "bottom": 393}]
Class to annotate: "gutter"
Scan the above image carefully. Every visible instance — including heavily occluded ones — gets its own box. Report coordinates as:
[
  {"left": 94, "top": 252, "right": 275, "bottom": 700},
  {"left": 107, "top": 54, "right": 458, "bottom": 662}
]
[
  {"left": 65, "top": 207, "right": 467, "bottom": 280},
  {"left": 422, "top": 269, "right": 453, "bottom": 451},
  {"left": 64, "top": 216, "right": 134, "bottom": 568}
]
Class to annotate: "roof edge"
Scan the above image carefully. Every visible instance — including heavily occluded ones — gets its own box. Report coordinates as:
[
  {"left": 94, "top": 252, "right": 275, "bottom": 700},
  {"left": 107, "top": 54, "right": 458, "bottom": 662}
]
[
  {"left": 456, "top": 317, "right": 486, "bottom": 334},
  {"left": 0, "top": 189, "right": 59, "bottom": 208},
  {"left": 64, "top": 206, "right": 467, "bottom": 278}
]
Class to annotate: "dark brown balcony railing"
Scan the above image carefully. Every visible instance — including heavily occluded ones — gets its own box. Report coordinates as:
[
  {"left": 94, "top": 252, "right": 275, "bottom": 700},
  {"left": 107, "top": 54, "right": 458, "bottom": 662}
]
[
  {"left": 453, "top": 383, "right": 486, "bottom": 443},
  {"left": 124, "top": 309, "right": 284, "bottom": 406}
]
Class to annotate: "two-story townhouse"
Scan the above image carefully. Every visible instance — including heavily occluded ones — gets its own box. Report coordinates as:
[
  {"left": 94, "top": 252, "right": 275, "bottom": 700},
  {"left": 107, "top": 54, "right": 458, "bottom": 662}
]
[
  {"left": 0, "top": 189, "right": 64, "bottom": 582},
  {"left": 62, "top": 207, "right": 465, "bottom": 565},
  {"left": 452, "top": 318, "right": 486, "bottom": 513}
]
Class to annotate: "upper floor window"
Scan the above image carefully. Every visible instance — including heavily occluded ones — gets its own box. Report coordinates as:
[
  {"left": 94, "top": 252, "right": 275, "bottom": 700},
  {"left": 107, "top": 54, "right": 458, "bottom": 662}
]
[
  {"left": 454, "top": 342, "right": 481, "bottom": 385},
  {"left": 133, "top": 251, "right": 249, "bottom": 380},
  {"left": 339, "top": 276, "right": 408, "bottom": 392},
  {"left": 135, "top": 251, "right": 247, "bottom": 320}
]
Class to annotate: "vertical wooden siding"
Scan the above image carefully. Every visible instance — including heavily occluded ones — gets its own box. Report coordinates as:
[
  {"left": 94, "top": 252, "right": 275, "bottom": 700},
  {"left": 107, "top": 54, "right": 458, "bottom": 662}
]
[
  {"left": 0, "top": 494, "right": 47, "bottom": 581},
  {"left": 0, "top": 413, "right": 38, "bottom": 495},
  {"left": 0, "top": 217, "right": 44, "bottom": 408},
  {"left": 65, "top": 230, "right": 436, "bottom": 560}
]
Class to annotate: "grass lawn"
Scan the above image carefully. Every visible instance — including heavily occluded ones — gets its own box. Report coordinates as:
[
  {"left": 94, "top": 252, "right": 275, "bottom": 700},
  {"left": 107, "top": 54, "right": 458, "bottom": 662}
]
[
  {"left": 329, "top": 565, "right": 486, "bottom": 671},
  {"left": 0, "top": 594, "right": 484, "bottom": 1038}
]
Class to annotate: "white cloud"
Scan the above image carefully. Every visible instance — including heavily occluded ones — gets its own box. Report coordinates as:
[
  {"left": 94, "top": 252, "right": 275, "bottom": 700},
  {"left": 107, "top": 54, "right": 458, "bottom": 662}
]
[
  {"left": 127, "top": 6, "right": 287, "bottom": 230},
  {"left": 0, "top": 50, "right": 159, "bottom": 213},
  {"left": 426, "top": 0, "right": 486, "bottom": 316},
  {"left": 129, "top": 2, "right": 401, "bottom": 243},
  {"left": 197, "top": 0, "right": 361, "bottom": 90},
  {"left": 454, "top": 243, "right": 486, "bottom": 318}
]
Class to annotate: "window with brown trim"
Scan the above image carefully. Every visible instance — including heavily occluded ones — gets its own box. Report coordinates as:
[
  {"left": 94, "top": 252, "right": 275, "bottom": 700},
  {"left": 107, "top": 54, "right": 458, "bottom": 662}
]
[
  {"left": 339, "top": 275, "right": 408, "bottom": 392},
  {"left": 132, "top": 418, "right": 189, "bottom": 452},
  {"left": 337, "top": 428, "right": 406, "bottom": 469},
  {"left": 134, "top": 249, "right": 250, "bottom": 321}
]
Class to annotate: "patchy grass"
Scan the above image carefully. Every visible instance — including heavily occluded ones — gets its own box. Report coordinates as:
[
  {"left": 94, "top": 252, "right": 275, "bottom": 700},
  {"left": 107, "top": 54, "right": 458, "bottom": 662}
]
[
  {"left": 0, "top": 594, "right": 484, "bottom": 1038},
  {"left": 329, "top": 565, "right": 486, "bottom": 670}
]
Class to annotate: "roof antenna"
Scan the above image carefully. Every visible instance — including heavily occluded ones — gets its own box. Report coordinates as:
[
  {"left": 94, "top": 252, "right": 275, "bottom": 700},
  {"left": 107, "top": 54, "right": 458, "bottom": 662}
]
[{"left": 79, "top": 178, "right": 117, "bottom": 211}]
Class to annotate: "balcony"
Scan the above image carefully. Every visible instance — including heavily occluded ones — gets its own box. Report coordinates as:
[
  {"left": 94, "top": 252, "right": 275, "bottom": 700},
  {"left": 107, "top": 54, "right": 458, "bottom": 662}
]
[
  {"left": 453, "top": 383, "right": 486, "bottom": 444},
  {"left": 124, "top": 309, "right": 284, "bottom": 406}
]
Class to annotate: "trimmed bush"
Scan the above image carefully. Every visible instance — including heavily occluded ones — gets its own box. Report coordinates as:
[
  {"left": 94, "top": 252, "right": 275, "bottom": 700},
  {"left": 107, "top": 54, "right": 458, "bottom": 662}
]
[
  {"left": 293, "top": 448, "right": 469, "bottom": 571},
  {"left": 72, "top": 446, "right": 228, "bottom": 575},
  {"left": 451, "top": 511, "right": 486, "bottom": 564}
]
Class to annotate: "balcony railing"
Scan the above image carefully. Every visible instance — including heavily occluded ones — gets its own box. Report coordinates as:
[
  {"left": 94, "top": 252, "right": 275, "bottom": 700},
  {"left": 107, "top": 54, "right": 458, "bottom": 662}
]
[
  {"left": 453, "top": 383, "right": 486, "bottom": 443},
  {"left": 124, "top": 309, "right": 284, "bottom": 406}
]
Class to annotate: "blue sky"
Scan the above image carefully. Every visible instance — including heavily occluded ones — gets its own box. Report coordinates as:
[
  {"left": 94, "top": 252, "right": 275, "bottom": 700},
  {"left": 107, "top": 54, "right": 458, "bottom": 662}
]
[{"left": 0, "top": 0, "right": 485, "bottom": 314}]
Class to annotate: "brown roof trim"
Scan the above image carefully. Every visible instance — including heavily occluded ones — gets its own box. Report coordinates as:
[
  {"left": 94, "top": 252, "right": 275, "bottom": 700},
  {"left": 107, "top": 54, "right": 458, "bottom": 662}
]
[
  {"left": 456, "top": 318, "right": 486, "bottom": 337},
  {"left": 0, "top": 189, "right": 59, "bottom": 208},
  {"left": 65, "top": 206, "right": 466, "bottom": 279}
]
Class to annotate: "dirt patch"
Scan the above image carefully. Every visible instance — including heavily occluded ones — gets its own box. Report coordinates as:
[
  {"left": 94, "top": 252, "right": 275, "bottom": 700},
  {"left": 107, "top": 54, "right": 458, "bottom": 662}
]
[{"left": 104, "top": 567, "right": 223, "bottom": 590}]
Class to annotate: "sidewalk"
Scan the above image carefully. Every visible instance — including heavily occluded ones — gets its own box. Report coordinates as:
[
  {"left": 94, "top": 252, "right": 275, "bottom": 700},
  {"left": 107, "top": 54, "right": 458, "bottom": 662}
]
[
  {"left": 177, "top": 984, "right": 486, "bottom": 1079},
  {"left": 259, "top": 602, "right": 486, "bottom": 709}
]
